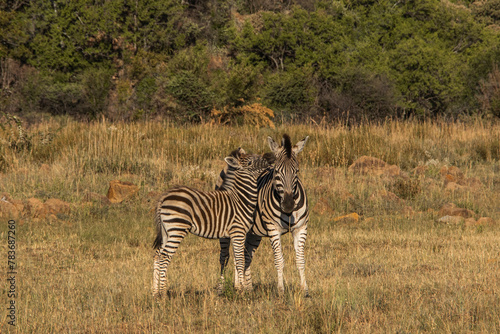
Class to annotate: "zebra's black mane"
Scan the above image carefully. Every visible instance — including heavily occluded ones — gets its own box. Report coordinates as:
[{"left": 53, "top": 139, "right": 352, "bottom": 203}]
[
  {"left": 283, "top": 134, "right": 292, "bottom": 158},
  {"left": 229, "top": 148, "right": 242, "bottom": 158}
]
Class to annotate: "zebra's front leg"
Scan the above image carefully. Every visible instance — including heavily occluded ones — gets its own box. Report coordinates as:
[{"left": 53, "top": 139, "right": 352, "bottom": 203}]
[
  {"left": 243, "top": 234, "right": 262, "bottom": 291},
  {"left": 269, "top": 234, "right": 285, "bottom": 294},
  {"left": 230, "top": 232, "right": 246, "bottom": 291},
  {"left": 218, "top": 237, "right": 231, "bottom": 294},
  {"left": 292, "top": 226, "right": 309, "bottom": 297}
]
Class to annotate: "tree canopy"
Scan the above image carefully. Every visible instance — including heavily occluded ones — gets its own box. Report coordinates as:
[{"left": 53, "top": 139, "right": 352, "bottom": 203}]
[{"left": 1, "top": 0, "right": 500, "bottom": 122}]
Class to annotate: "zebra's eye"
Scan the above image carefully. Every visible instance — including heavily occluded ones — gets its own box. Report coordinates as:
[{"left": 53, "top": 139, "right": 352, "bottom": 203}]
[{"left": 247, "top": 160, "right": 253, "bottom": 166}]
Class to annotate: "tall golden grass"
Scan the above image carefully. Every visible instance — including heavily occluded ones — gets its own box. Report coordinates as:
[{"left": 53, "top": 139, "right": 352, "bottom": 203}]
[{"left": 0, "top": 118, "right": 499, "bottom": 333}]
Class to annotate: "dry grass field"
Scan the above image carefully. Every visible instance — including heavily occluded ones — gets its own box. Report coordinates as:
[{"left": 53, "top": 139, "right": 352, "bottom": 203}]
[{"left": 1, "top": 118, "right": 499, "bottom": 333}]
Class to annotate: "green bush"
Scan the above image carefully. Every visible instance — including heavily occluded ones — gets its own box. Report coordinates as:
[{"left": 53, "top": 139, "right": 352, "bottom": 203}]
[
  {"left": 262, "top": 66, "right": 316, "bottom": 116},
  {"left": 157, "top": 70, "right": 215, "bottom": 122},
  {"left": 1, "top": 0, "right": 500, "bottom": 120},
  {"left": 79, "top": 67, "right": 114, "bottom": 118}
]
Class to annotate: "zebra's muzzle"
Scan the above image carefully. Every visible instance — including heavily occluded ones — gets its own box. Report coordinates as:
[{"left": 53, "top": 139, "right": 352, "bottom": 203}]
[{"left": 281, "top": 192, "right": 295, "bottom": 214}]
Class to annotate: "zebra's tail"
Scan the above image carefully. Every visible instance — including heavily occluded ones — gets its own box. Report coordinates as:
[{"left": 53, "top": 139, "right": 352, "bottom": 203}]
[{"left": 153, "top": 204, "right": 163, "bottom": 249}]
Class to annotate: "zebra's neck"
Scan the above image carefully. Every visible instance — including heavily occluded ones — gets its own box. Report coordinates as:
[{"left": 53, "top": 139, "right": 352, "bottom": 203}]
[
  {"left": 217, "top": 166, "right": 238, "bottom": 191},
  {"left": 224, "top": 172, "right": 259, "bottom": 204}
]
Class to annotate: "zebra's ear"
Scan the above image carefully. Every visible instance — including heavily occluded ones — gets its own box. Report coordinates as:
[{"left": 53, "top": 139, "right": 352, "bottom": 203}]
[
  {"left": 293, "top": 136, "right": 309, "bottom": 154},
  {"left": 268, "top": 136, "right": 279, "bottom": 153},
  {"left": 224, "top": 156, "right": 240, "bottom": 169}
]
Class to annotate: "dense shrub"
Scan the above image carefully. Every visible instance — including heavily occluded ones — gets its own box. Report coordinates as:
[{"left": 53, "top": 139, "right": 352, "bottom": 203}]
[{"left": 1, "top": 0, "right": 500, "bottom": 121}]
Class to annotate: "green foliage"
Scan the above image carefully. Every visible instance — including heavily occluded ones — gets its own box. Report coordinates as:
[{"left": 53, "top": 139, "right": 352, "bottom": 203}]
[
  {"left": 80, "top": 67, "right": 114, "bottom": 118},
  {"left": 262, "top": 66, "right": 316, "bottom": 115},
  {"left": 1, "top": 0, "right": 500, "bottom": 120},
  {"left": 472, "top": 0, "right": 500, "bottom": 24},
  {"left": 158, "top": 70, "right": 215, "bottom": 122}
]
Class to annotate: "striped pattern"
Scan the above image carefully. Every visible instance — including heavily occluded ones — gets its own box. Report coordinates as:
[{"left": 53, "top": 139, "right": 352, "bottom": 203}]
[
  {"left": 152, "top": 149, "right": 271, "bottom": 298},
  {"left": 218, "top": 134, "right": 310, "bottom": 296}
]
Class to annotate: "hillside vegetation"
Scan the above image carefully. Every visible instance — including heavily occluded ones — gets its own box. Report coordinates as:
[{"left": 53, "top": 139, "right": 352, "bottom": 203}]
[
  {"left": 0, "top": 120, "right": 499, "bottom": 332},
  {"left": 1, "top": 0, "right": 500, "bottom": 122}
]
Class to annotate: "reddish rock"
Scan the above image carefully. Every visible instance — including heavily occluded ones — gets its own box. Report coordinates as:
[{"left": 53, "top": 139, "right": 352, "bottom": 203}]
[
  {"left": 369, "top": 190, "right": 403, "bottom": 203},
  {"left": 440, "top": 166, "right": 464, "bottom": 180},
  {"left": 476, "top": 217, "right": 496, "bottom": 226},
  {"left": 1, "top": 193, "right": 24, "bottom": 213},
  {"left": 26, "top": 198, "right": 46, "bottom": 218},
  {"left": 44, "top": 198, "right": 71, "bottom": 215},
  {"left": 107, "top": 180, "right": 139, "bottom": 203},
  {"left": 24, "top": 198, "right": 71, "bottom": 219},
  {"left": 348, "top": 156, "right": 403, "bottom": 178},
  {"left": 444, "top": 174, "right": 456, "bottom": 184},
  {"left": 463, "top": 177, "right": 484, "bottom": 190},
  {"left": 465, "top": 218, "right": 477, "bottom": 226},
  {"left": 333, "top": 212, "right": 359, "bottom": 223},
  {"left": 312, "top": 197, "right": 335, "bottom": 216},
  {"left": 438, "top": 203, "right": 474, "bottom": 218},
  {"left": 0, "top": 194, "right": 21, "bottom": 219},
  {"left": 444, "top": 182, "right": 466, "bottom": 192}
]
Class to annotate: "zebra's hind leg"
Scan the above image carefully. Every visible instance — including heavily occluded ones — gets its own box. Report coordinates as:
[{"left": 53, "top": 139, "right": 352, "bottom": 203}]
[
  {"left": 152, "top": 228, "right": 189, "bottom": 299},
  {"left": 243, "top": 234, "right": 262, "bottom": 291},
  {"left": 153, "top": 248, "right": 172, "bottom": 299},
  {"left": 217, "top": 237, "right": 231, "bottom": 295}
]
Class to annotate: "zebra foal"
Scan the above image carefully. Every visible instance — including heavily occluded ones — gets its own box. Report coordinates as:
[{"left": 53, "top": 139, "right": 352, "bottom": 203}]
[
  {"left": 218, "top": 134, "right": 310, "bottom": 296},
  {"left": 153, "top": 148, "right": 272, "bottom": 298}
]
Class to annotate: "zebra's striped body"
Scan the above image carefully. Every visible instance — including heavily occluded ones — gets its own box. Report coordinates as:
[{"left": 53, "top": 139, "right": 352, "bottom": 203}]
[
  {"left": 218, "top": 134, "right": 310, "bottom": 296},
  {"left": 153, "top": 149, "right": 271, "bottom": 298}
]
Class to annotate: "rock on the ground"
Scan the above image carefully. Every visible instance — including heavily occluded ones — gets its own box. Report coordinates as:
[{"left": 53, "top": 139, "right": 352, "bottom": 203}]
[
  {"left": 348, "top": 156, "right": 405, "bottom": 178},
  {"left": 476, "top": 217, "right": 496, "bottom": 226},
  {"left": 369, "top": 190, "right": 403, "bottom": 203},
  {"left": 26, "top": 198, "right": 71, "bottom": 219},
  {"left": 44, "top": 198, "right": 71, "bottom": 215},
  {"left": 333, "top": 212, "right": 359, "bottom": 223},
  {"left": 312, "top": 197, "right": 335, "bottom": 216},
  {"left": 440, "top": 166, "right": 464, "bottom": 180},
  {"left": 438, "top": 203, "right": 474, "bottom": 218},
  {"left": 444, "top": 182, "right": 466, "bottom": 192},
  {"left": 0, "top": 193, "right": 22, "bottom": 219},
  {"left": 106, "top": 180, "right": 139, "bottom": 203},
  {"left": 26, "top": 198, "right": 46, "bottom": 218}
]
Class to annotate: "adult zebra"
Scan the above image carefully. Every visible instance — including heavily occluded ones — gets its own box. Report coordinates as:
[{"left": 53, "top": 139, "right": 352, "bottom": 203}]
[
  {"left": 218, "top": 134, "right": 310, "bottom": 296},
  {"left": 153, "top": 148, "right": 272, "bottom": 298}
]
